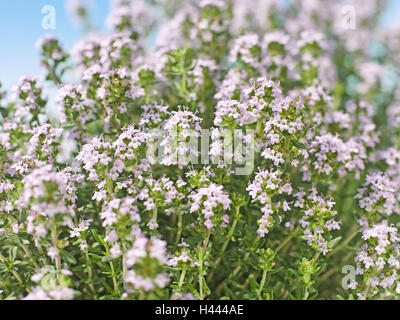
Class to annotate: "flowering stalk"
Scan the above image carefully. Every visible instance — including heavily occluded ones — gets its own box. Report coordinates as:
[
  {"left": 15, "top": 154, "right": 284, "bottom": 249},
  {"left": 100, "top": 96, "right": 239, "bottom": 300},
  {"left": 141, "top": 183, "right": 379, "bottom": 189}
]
[
  {"left": 208, "top": 204, "right": 242, "bottom": 282},
  {"left": 198, "top": 230, "right": 211, "bottom": 300}
]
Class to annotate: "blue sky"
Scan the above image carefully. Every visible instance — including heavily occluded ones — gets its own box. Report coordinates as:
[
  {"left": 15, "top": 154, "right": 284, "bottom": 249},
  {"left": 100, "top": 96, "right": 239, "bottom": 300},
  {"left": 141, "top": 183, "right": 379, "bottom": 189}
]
[
  {"left": 0, "top": 0, "right": 110, "bottom": 90},
  {"left": 0, "top": 0, "right": 399, "bottom": 91},
  {"left": 381, "top": 0, "right": 400, "bottom": 24}
]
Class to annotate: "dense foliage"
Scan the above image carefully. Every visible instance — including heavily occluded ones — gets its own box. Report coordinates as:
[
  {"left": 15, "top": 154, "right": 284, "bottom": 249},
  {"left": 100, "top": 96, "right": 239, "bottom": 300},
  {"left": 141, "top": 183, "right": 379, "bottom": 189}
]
[{"left": 1, "top": 0, "right": 400, "bottom": 300}]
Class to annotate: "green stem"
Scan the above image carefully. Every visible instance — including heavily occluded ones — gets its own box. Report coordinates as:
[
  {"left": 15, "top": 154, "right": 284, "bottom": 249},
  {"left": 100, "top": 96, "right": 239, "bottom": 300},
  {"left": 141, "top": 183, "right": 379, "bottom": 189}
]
[
  {"left": 144, "top": 86, "right": 151, "bottom": 104},
  {"left": 328, "top": 225, "right": 359, "bottom": 257},
  {"left": 202, "top": 230, "right": 211, "bottom": 254},
  {"left": 199, "top": 230, "right": 211, "bottom": 300},
  {"left": 20, "top": 243, "right": 40, "bottom": 270},
  {"left": 106, "top": 180, "right": 113, "bottom": 197},
  {"left": 122, "top": 244, "right": 127, "bottom": 289},
  {"left": 49, "top": 66, "right": 62, "bottom": 84},
  {"left": 313, "top": 252, "right": 320, "bottom": 261},
  {"left": 207, "top": 207, "right": 240, "bottom": 282},
  {"left": 178, "top": 268, "right": 186, "bottom": 289},
  {"left": 232, "top": 235, "right": 260, "bottom": 277},
  {"left": 104, "top": 242, "right": 120, "bottom": 297},
  {"left": 240, "top": 273, "right": 254, "bottom": 289},
  {"left": 153, "top": 206, "right": 158, "bottom": 222},
  {"left": 257, "top": 269, "right": 268, "bottom": 299},
  {"left": 85, "top": 248, "right": 97, "bottom": 299},
  {"left": 109, "top": 260, "right": 120, "bottom": 297},
  {"left": 175, "top": 213, "right": 183, "bottom": 245},
  {"left": 216, "top": 235, "right": 260, "bottom": 294},
  {"left": 199, "top": 277, "right": 203, "bottom": 300},
  {"left": 169, "top": 214, "right": 177, "bottom": 242},
  {"left": 51, "top": 226, "right": 61, "bottom": 276}
]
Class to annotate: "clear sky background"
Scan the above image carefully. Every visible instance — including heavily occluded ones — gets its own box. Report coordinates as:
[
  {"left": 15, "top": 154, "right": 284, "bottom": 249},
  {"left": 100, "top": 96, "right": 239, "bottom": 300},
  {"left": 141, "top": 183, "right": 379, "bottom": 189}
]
[
  {"left": 0, "top": 0, "right": 110, "bottom": 90},
  {"left": 0, "top": 0, "right": 399, "bottom": 91}
]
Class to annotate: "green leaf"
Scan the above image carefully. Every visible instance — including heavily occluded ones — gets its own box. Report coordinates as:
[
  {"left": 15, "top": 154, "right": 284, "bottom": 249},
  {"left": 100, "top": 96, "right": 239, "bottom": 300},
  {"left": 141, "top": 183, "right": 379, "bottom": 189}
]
[
  {"left": 91, "top": 229, "right": 105, "bottom": 245},
  {"left": 328, "top": 236, "right": 342, "bottom": 249},
  {"left": 101, "top": 255, "right": 118, "bottom": 263},
  {"left": 291, "top": 139, "right": 306, "bottom": 149},
  {"left": 62, "top": 250, "right": 77, "bottom": 264}
]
